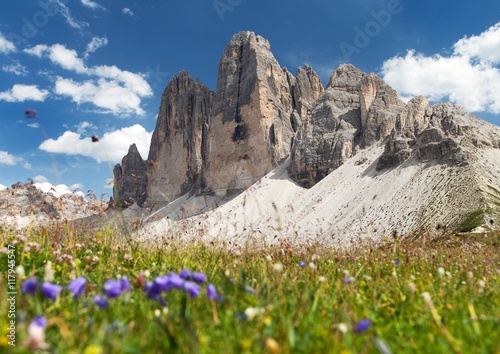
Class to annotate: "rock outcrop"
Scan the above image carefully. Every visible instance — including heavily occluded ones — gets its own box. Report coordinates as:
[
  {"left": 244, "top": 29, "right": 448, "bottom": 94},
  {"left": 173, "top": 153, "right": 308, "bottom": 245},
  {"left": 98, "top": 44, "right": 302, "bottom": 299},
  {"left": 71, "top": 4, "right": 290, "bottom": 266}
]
[
  {"left": 136, "top": 31, "right": 323, "bottom": 205},
  {"left": 204, "top": 32, "right": 309, "bottom": 194},
  {"left": 288, "top": 64, "right": 500, "bottom": 188},
  {"left": 0, "top": 182, "right": 104, "bottom": 229},
  {"left": 113, "top": 144, "right": 148, "bottom": 207},
  {"left": 289, "top": 64, "right": 405, "bottom": 187},
  {"left": 146, "top": 71, "right": 214, "bottom": 203},
  {"left": 377, "top": 98, "right": 500, "bottom": 170}
]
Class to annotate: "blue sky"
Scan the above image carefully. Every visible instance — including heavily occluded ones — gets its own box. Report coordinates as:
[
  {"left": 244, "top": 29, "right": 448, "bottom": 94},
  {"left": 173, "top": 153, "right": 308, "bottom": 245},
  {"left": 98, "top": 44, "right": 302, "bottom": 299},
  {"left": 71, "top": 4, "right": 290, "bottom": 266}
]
[{"left": 0, "top": 0, "right": 499, "bottom": 197}]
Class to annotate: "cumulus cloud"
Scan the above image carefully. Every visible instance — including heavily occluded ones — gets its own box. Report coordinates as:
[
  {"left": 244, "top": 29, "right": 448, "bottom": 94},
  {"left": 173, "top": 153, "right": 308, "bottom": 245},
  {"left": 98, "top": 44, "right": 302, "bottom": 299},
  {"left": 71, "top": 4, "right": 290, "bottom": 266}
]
[
  {"left": 0, "top": 184, "right": 6, "bottom": 191},
  {"left": 24, "top": 43, "right": 152, "bottom": 115},
  {"left": 84, "top": 36, "right": 108, "bottom": 58},
  {"left": 25, "top": 44, "right": 87, "bottom": 73},
  {"left": 0, "top": 151, "right": 17, "bottom": 165},
  {"left": 122, "top": 8, "right": 134, "bottom": 16},
  {"left": 381, "top": 22, "right": 500, "bottom": 114},
  {"left": 55, "top": 77, "right": 148, "bottom": 115},
  {"left": 39, "top": 124, "right": 152, "bottom": 163},
  {"left": 81, "top": 0, "right": 106, "bottom": 11},
  {"left": 0, "top": 33, "right": 16, "bottom": 54},
  {"left": 0, "top": 150, "right": 31, "bottom": 169},
  {"left": 0, "top": 84, "right": 49, "bottom": 102},
  {"left": 32, "top": 175, "right": 48, "bottom": 183},
  {"left": 454, "top": 23, "right": 500, "bottom": 62},
  {"left": 34, "top": 181, "right": 85, "bottom": 198},
  {"left": 2, "top": 61, "right": 28, "bottom": 76}
]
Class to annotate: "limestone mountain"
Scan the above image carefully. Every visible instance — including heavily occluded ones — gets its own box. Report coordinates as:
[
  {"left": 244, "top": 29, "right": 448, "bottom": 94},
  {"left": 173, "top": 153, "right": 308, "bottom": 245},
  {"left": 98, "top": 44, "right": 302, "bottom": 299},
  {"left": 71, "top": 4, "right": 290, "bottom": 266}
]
[
  {"left": 113, "top": 143, "right": 148, "bottom": 207},
  {"left": 146, "top": 71, "right": 214, "bottom": 204},
  {"left": 114, "top": 31, "right": 325, "bottom": 204},
  {"left": 111, "top": 31, "right": 500, "bottom": 243}
]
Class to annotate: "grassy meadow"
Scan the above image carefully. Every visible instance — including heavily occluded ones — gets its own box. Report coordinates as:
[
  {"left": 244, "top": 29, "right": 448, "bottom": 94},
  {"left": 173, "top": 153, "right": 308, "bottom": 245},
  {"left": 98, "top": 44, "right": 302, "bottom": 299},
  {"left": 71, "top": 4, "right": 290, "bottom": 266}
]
[{"left": 0, "top": 222, "right": 499, "bottom": 353}]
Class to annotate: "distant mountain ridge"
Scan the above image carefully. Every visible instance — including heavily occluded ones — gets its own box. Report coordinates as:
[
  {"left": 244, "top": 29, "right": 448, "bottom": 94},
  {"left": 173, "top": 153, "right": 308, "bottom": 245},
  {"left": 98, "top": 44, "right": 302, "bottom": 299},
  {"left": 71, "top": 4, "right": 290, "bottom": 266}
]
[{"left": 0, "top": 182, "right": 103, "bottom": 229}]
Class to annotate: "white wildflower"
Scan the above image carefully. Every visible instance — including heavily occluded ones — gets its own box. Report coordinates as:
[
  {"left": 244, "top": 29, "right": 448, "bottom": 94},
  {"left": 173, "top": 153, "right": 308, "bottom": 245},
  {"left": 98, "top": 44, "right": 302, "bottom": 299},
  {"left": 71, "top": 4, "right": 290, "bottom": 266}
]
[
  {"left": 337, "top": 323, "right": 348, "bottom": 334},
  {"left": 15, "top": 265, "right": 25, "bottom": 278},
  {"left": 44, "top": 261, "right": 54, "bottom": 282},
  {"left": 437, "top": 267, "right": 445, "bottom": 277},
  {"left": 421, "top": 292, "right": 432, "bottom": 304},
  {"left": 407, "top": 281, "right": 416, "bottom": 293},
  {"left": 244, "top": 307, "right": 265, "bottom": 320},
  {"left": 273, "top": 262, "right": 283, "bottom": 272}
]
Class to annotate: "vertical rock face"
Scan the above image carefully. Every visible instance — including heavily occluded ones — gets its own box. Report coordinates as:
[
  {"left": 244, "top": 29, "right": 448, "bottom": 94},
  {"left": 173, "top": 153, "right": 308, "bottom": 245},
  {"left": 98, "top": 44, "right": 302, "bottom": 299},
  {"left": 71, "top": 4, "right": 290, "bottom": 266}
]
[
  {"left": 147, "top": 71, "right": 214, "bottom": 204},
  {"left": 204, "top": 31, "right": 298, "bottom": 194},
  {"left": 294, "top": 64, "right": 324, "bottom": 118},
  {"left": 289, "top": 64, "right": 405, "bottom": 188},
  {"left": 113, "top": 143, "right": 147, "bottom": 207},
  {"left": 114, "top": 32, "right": 324, "bottom": 206}
]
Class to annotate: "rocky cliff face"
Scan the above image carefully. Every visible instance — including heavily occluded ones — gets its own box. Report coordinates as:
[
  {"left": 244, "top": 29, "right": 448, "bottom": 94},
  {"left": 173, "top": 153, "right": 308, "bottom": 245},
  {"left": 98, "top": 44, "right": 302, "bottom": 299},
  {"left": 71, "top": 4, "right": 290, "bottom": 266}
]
[
  {"left": 289, "top": 64, "right": 405, "bottom": 187},
  {"left": 288, "top": 64, "right": 500, "bottom": 188},
  {"left": 126, "top": 31, "right": 323, "bottom": 205},
  {"left": 146, "top": 71, "right": 214, "bottom": 203},
  {"left": 204, "top": 32, "right": 321, "bottom": 194},
  {"left": 113, "top": 143, "right": 148, "bottom": 207}
]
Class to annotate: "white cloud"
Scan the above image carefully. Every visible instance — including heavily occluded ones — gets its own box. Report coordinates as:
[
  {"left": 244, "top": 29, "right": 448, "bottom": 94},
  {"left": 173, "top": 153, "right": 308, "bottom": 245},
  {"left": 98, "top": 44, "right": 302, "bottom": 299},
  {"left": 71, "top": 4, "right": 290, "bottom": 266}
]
[
  {"left": 2, "top": 62, "right": 28, "bottom": 76},
  {"left": 24, "top": 43, "right": 152, "bottom": 115},
  {"left": 84, "top": 36, "right": 108, "bottom": 58},
  {"left": 25, "top": 44, "right": 87, "bottom": 73},
  {"left": 33, "top": 175, "right": 48, "bottom": 183},
  {"left": 454, "top": 23, "right": 500, "bottom": 63},
  {"left": 54, "top": 0, "right": 89, "bottom": 30},
  {"left": 0, "top": 33, "right": 15, "bottom": 54},
  {"left": 34, "top": 181, "right": 85, "bottom": 198},
  {"left": 69, "top": 183, "right": 84, "bottom": 191},
  {"left": 381, "top": 22, "right": 500, "bottom": 114},
  {"left": 55, "top": 77, "right": 147, "bottom": 115},
  {"left": 23, "top": 44, "right": 49, "bottom": 58},
  {"left": 0, "top": 84, "right": 49, "bottom": 102},
  {"left": 0, "top": 151, "right": 17, "bottom": 165},
  {"left": 27, "top": 122, "right": 40, "bottom": 129},
  {"left": 81, "top": 0, "right": 106, "bottom": 11},
  {"left": 39, "top": 124, "right": 152, "bottom": 163},
  {"left": 75, "top": 121, "right": 97, "bottom": 134},
  {"left": 0, "top": 184, "right": 6, "bottom": 191},
  {"left": 122, "top": 8, "right": 134, "bottom": 16},
  {"left": 0, "top": 151, "right": 31, "bottom": 169}
]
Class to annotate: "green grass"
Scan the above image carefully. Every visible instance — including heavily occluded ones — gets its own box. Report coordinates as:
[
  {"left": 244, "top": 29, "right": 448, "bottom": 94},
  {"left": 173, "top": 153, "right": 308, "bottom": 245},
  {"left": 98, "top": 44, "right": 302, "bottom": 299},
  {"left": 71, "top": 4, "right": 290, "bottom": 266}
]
[
  {"left": 456, "top": 210, "right": 486, "bottom": 233},
  {"left": 0, "top": 224, "right": 499, "bottom": 354}
]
